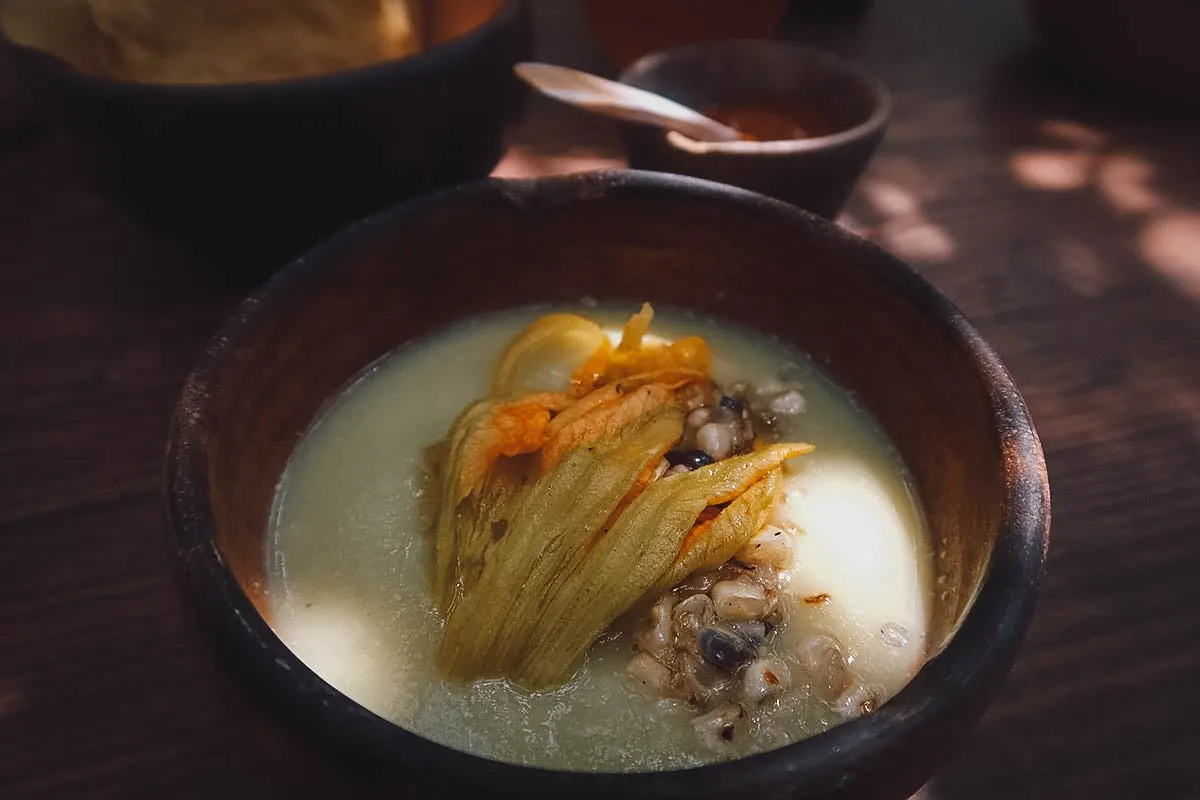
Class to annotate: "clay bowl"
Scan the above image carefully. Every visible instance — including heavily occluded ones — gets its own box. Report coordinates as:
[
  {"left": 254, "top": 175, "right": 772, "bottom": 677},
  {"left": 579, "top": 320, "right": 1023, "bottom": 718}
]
[
  {"left": 0, "top": 0, "right": 532, "bottom": 280},
  {"left": 578, "top": 0, "right": 789, "bottom": 70},
  {"left": 167, "top": 170, "right": 1049, "bottom": 799},
  {"left": 618, "top": 40, "right": 889, "bottom": 219}
]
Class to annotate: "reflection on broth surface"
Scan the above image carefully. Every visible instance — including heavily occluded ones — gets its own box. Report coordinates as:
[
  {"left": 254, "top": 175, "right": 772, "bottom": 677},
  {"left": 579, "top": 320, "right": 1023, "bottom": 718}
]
[{"left": 268, "top": 305, "right": 933, "bottom": 771}]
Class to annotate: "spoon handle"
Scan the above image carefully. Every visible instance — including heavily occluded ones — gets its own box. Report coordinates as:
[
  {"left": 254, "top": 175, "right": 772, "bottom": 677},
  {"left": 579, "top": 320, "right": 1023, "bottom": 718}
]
[{"left": 514, "top": 62, "right": 742, "bottom": 143}]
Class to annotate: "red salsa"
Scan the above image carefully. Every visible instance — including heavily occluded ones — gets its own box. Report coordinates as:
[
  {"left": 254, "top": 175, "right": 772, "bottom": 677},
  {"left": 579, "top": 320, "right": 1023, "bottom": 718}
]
[{"left": 705, "top": 105, "right": 835, "bottom": 142}]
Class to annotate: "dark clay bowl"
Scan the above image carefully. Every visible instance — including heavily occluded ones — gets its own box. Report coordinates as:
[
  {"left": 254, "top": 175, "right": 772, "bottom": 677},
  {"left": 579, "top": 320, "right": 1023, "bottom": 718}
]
[
  {"left": 167, "top": 170, "right": 1049, "bottom": 800},
  {"left": 618, "top": 40, "right": 889, "bottom": 219},
  {"left": 0, "top": 0, "right": 531, "bottom": 280}
]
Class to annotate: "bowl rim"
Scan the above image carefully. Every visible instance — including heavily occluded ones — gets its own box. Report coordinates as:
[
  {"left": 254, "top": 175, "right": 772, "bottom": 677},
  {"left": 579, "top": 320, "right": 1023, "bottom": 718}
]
[
  {"left": 619, "top": 39, "right": 892, "bottom": 156},
  {"left": 166, "top": 169, "right": 1049, "bottom": 795},
  {"left": 3, "top": 0, "right": 527, "bottom": 95}
]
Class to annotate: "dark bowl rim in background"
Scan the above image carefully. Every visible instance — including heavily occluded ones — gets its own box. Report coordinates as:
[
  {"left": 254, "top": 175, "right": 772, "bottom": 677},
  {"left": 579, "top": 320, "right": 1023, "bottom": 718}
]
[
  {"left": 2, "top": 0, "right": 524, "bottom": 96},
  {"left": 618, "top": 39, "right": 892, "bottom": 155},
  {"left": 166, "top": 169, "right": 1050, "bottom": 797}
]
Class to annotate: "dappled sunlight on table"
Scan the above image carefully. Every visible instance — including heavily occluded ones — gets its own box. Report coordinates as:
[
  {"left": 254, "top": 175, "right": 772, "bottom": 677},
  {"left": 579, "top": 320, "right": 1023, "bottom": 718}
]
[
  {"left": 837, "top": 156, "right": 957, "bottom": 264},
  {"left": 1096, "top": 152, "right": 1163, "bottom": 214},
  {"left": 1051, "top": 237, "right": 1110, "bottom": 298},
  {"left": 1009, "top": 149, "right": 1092, "bottom": 191},
  {"left": 1039, "top": 119, "right": 1107, "bottom": 150},
  {"left": 999, "top": 109, "right": 1200, "bottom": 309},
  {"left": 1139, "top": 211, "right": 1200, "bottom": 301}
]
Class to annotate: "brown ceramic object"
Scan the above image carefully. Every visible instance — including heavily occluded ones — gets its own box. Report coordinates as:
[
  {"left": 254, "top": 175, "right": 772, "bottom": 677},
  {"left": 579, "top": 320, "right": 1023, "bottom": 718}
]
[
  {"left": 579, "top": 0, "right": 789, "bottom": 70},
  {"left": 1027, "top": 0, "right": 1200, "bottom": 108},
  {"left": 0, "top": 0, "right": 532, "bottom": 280},
  {"left": 167, "top": 170, "right": 1049, "bottom": 799},
  {"left": 618, "top": 41, "right": 889, "bottom": 220}
]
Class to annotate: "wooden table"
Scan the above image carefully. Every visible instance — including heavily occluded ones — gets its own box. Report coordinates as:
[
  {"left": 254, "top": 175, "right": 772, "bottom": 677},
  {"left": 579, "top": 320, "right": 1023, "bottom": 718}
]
[{"left": 2, "top": 1, "right": 1198, "bottom": 797}]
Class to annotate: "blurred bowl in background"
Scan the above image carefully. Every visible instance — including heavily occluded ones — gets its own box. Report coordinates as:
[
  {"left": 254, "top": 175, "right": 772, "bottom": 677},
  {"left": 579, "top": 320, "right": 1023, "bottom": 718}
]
[
  {"left": 618, "top": 40, "right": 888, "bottom": 219},
  {"left": 0, "top": 0, "right": 532, "bottom": 282},
  {"left": 579, "top": 0, "right": 788, "bottom": 70},
  {"left": 1027, "top": 0, "right": 1200, "bottom": 108},
  {"left": 784, "top": 0, "right": 875, "bottom": 22}
]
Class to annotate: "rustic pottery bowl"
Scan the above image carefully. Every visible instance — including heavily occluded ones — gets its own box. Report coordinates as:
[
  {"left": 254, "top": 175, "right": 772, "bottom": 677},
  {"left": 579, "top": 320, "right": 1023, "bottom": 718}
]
[
  {"left": 0, "top": 0, "right": 532, "bottom": 280},
  {"left": 618, "top": 40, "right": 889, "bottom": 219},
  {"left": 167, "top": 170, "right": 1049, "bottom": 799},
  {"left": 578, "top": 0, "right": 789, "bottom": 70}
]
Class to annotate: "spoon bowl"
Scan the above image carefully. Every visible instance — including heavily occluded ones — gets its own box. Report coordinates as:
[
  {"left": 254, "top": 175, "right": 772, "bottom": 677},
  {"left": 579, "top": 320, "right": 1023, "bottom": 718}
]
[{"left": 514, "top": 61, "right": 741, "bottom": 143}]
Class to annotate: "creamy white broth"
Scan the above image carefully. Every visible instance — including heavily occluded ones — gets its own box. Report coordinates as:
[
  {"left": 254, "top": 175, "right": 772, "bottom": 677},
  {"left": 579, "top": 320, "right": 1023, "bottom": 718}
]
[{"left": 267, "top": 305, "right": 933, "bottom": 771}]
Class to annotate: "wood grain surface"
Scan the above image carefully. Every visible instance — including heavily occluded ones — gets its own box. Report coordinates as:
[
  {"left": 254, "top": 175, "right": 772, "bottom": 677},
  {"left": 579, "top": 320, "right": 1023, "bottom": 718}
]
[{"left": 2, "top": 0, "right": 1198, "bottom": 797}]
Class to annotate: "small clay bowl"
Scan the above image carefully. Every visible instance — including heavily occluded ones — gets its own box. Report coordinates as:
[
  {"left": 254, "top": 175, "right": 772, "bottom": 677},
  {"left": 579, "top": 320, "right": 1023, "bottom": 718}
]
[
  {"left": 618, "top": 40, "right": 890, "bottom": 219},
  {"left": 167, "top": 170, "right": 1049, "bottom": 800}
]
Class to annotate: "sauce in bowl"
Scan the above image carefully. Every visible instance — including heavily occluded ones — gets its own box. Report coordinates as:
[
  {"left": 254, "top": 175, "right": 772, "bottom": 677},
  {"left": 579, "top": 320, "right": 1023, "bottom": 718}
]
[{"left": 705, "top": 105, "right": 835, "bottom": 142}]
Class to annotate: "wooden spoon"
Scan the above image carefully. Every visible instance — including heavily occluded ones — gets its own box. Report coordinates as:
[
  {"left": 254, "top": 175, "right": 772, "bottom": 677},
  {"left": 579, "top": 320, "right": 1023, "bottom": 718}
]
[{"left": 514, "top": 62, "right": 743, "bottom": 143}]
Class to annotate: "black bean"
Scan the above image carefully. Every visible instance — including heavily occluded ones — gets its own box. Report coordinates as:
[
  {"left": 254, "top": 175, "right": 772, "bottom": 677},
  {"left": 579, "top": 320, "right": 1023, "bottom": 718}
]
[
  {"left": 729, "top": 621, "right": 769, "bottom": 646},
  {"left": 698, "top": 625, "right": 756, "bottom": 671},
  {"left": 666, "top": 449, "right": 714, "bottom": 470},
  {"left": 719, "top": 395, "right": 744, "bottom": 413}
]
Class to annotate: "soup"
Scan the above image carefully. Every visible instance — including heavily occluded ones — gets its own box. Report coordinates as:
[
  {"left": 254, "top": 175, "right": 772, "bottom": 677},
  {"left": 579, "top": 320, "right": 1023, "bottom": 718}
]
[{"left": 268, "top": 304, "right": 933, "bottom": 771}]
